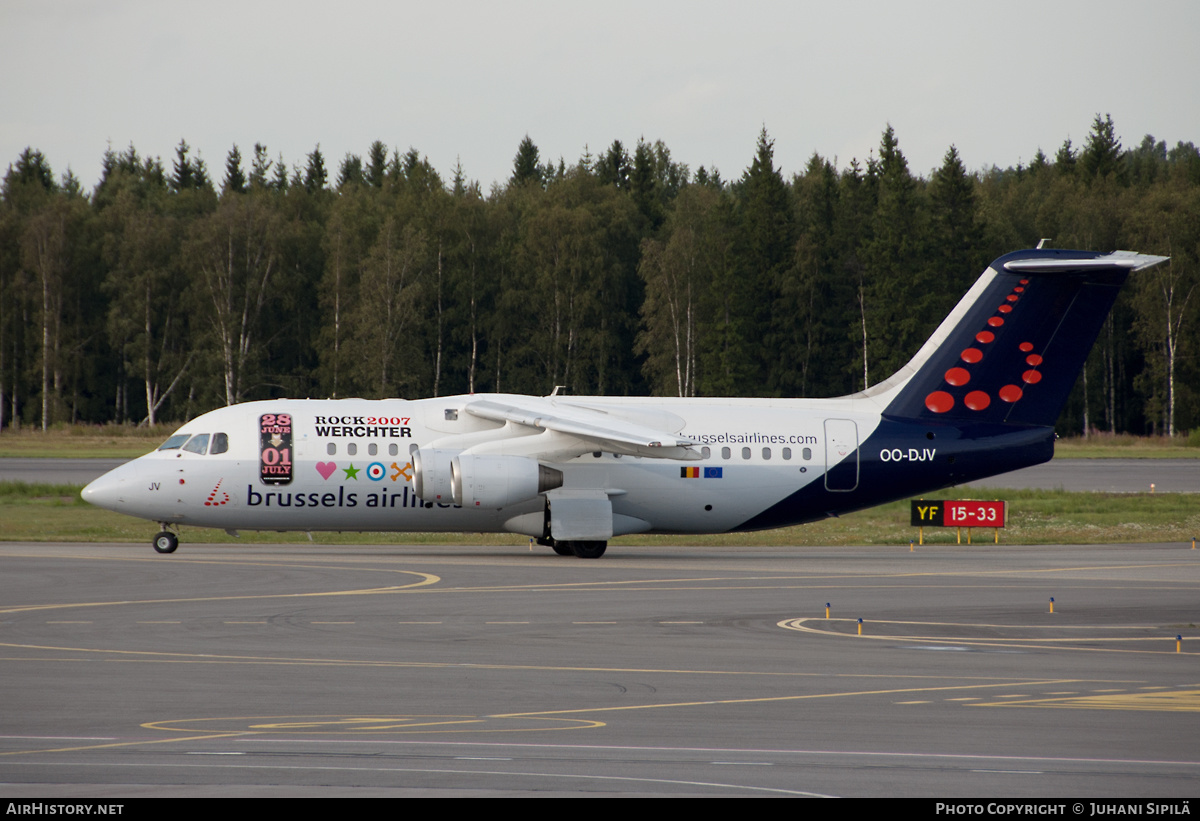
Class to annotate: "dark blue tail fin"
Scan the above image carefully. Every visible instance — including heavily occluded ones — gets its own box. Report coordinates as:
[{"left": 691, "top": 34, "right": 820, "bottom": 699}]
[{"left": 880, "top": 249, "right": 1167, "bottom": 427}]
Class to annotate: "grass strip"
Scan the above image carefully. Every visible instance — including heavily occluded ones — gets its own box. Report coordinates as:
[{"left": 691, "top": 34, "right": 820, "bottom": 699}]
[{"left": 2, "top": 483, "right": 1197, "bottom": 547}]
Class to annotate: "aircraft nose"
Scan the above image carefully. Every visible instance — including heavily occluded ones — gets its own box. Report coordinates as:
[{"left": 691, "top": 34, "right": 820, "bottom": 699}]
[{"left": 81, "top": 469, "right": 127, "bottom": 511}]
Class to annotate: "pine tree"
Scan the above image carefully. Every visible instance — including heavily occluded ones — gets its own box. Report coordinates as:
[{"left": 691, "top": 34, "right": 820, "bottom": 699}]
[
  {"left": 451, "top": 157, "right": 467, "bottom": 197},
  {"left": 365, "top": 141, "right": 388, "bottom": 188},
  {"left": 1055, "top": 138, "right": 1078, "bottom": 176},
  {"left": 736, "top": 127, "right": 794, "bottom": 393},
  {"left": 249, "top": 144, "right": 273, "bottom": 191},
  {"left": 510, "top": 135, "right": 542, "bottom": 187},
  {"left": 596, "top": 140, "right": 630, "bottom": 189},
  {"left": 171, "top": 140, "right": 195, "bottom": 192},
  {"left": 630, "top": 138, "right": 663, "bottom": 228},
  {"left": 1081, "top": 114, "right": 1123, "bottom": 180},
  {"left": 223, "top": 145, "right": 247, "bottom": 194},
  {"left": 304, "top": 145, "right": 327, "bottom": 193},
  {"left": 862, "top": 125, "right": 929, "bottom": 381},
  {"left": 272, "top": 153, "right": 289, "bottom": 191},
  {"left": 337, "top": 154, "right": 364, "bottom": 189},
  {"left": 928, "top": 145, "right": 983, "bottom": 295}
]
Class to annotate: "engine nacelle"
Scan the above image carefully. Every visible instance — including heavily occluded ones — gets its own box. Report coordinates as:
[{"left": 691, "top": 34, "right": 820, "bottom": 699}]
[
  {"left": 412, "top": 448, "right": 460, "bottom": 503},
  {"left": 450, "top": 454, "right": 564, "bottom": 508}
]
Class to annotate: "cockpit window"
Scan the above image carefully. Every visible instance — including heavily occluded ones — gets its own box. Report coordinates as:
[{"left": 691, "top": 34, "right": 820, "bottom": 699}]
[
  {"left": 182, "top": 434, "right": 210, "bottom": 455},
  {"left": 157, "top": 434, "right": 190, "bottom": 451},
  {"left": 211, "top": 432, "right": 229, "bottom": 455}
]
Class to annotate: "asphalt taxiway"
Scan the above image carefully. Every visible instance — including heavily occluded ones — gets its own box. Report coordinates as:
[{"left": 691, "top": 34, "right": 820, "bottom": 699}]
[{"left": 1, "top": 541, "right": 1197, "bottom": 796}]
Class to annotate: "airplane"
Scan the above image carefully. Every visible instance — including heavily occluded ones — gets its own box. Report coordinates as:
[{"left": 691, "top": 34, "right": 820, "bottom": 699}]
[{"left": 82, "top": 247, "right": 1167, "bottom": 558}]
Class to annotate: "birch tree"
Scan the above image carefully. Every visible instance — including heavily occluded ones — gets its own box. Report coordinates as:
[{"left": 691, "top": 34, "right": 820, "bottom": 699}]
[{"left": 188, "top": 194, "right": 283, "bottom": 405}]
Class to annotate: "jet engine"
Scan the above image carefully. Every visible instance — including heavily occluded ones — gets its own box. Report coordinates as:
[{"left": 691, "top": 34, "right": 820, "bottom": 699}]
[
  {"left": 412, "top": 448, "right": 460, "bottom": 503},
  {"left": 450, "top": 454, "right": 563, "bottom": 508}
]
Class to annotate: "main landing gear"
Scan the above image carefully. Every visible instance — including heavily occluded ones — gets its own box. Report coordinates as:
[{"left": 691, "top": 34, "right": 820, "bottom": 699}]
[
  {"left": 568, "top": 537, "right": 609, "bottom": 556},
  {"left": 540, "top": 534, "right": 607, "bottom": 559},
  {"left": 561, "top": 540, "right": 607, "bottom": 559},
  {"left": 537, "top": 504, "right": 608, "bottom": 559},
  {"left": 153, "top": 528, "right": 179, "bottom": 554}
]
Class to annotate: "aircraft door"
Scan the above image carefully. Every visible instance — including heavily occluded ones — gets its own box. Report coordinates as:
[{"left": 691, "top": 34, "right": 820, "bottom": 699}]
[{"left": 823, "top": 419, "right": 859, "bottom": 492}]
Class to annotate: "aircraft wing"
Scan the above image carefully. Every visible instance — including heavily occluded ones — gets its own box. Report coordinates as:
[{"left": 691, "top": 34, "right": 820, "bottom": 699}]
[{"left": 464, "top": 396, "right": 699, "bottom": 459}]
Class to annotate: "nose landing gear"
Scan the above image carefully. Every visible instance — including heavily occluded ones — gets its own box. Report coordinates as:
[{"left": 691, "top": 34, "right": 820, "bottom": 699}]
[{"left": 153, "top": 528, "right": 179, "bottom": 554}]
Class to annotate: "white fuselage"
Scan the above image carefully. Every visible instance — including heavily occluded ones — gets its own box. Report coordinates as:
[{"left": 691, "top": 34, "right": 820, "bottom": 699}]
[{"left": 82, "top": 394, "right": 887, "bottom": 536}]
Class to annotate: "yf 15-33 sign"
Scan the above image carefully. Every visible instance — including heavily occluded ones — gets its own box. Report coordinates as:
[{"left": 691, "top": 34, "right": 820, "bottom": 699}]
[{"left": 911, "top": 500, "right": 1006, "bottom": 527}]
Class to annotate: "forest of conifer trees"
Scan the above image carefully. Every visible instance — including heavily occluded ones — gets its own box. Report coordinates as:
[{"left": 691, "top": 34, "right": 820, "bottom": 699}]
[{"left": 1, "top": 115, "right": 1197, "bottom": 437}]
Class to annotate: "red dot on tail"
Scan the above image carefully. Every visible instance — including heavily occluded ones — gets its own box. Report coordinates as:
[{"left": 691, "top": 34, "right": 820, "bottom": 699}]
[
  {"left": 998, "top": 304, "right": 1013, "bottom": 314},
  {"left": 1006, "top": 294, "right": 1019, "bottom": 302},
  {"left": 925, "top": 391, "right": 954, "bottom": 413},
  {"left": 999, "top": 385, "right": 1023, "bottom": 403},
  {"left": 1019, "top": 342, "right": 1033, "bottom": 352},
  {"left": 1014, "top": 287, "right": 1025, "bottom": 293},
  {"left": 976, "top": 331, "right": 995, "bottom": 344},
  {"left": 1026, "top": 353, "right": 1043, "bottom": 366},
  {"left": 1019, "top": 279, "right": 1029, "bottom": 284},
  {"left": 960, "top": 348, "right": 982, "bottom": 363},
  {"left": 945, "top": 367, "right": 970, "bottom": 386},
  {"left": 964, "top": 391, "right": 991, "bottom": 410},
  {"left": 988, "top": 317, "right": 1004, "bottom": 327},
  {"left": 1022, "top": 370, "right": 1043, "bottom": 384}
]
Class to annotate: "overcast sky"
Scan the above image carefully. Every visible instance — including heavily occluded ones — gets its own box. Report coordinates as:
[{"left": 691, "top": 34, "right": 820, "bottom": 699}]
[{"left": 3, "top": 0, "right": 1198, "bottom": 192}]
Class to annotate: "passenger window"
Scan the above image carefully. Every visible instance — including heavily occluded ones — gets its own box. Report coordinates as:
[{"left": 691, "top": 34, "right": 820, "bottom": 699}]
[
  {"left": 782, "top": 447, "right": 792, "bottom": 460},
  {"left": 409, "top": 443, "right": 419, "bottom": 455},
  {"left": 803, "top": 447, "right": 812, "bottom": 460},
  {"left": 389, "top": 443, "right": 398, "bottom": 456},
  {"left": 721, "top": 447, "right": 731, "bottom": 459},
  {"left": 157, "top": 434, "right": 190, "bottom": 450},
  {"left": 701, "top": 446, "right": 711, "bottom": 459},
  {"left": 368, "top": 443, "right": 378, "bottom": 456},
  {"left": 741, "top": 447, "right": 751, "bottom": 460},
  {"left": 327, "top": 443, "right": 337, "bottom": 456},
  {"left": 182, "top": 434, "right": 210, "bottom": 455},
  {"left": 347, "top": 443, "right": 357, "bottom": 456},
  {"left": 211, "top": 433, "right": 229, "bottom": 455},
  {"left": 762, "top": 447, "right": 771, "bottom": 460}
]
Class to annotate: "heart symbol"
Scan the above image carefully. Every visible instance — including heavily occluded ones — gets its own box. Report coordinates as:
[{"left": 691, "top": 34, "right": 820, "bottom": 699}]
[{"left": 316, "top": 461, "right": 337, "bottom": 480}]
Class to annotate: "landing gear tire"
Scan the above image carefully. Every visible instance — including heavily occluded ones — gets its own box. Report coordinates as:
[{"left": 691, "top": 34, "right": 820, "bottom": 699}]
[
  {"left": 569, "top": 540, "right": 607, "bottom": 559},
  {"left": 153, "top": 531, "right": 179, "bottom": 554},
  {"left": 551, "top": 541, "right": 574, "bottom": 556}
]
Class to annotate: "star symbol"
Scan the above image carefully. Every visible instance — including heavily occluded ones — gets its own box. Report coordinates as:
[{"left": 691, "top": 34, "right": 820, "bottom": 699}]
[{"left": 343, "top": 463, "right": 360, "bottom": 479}]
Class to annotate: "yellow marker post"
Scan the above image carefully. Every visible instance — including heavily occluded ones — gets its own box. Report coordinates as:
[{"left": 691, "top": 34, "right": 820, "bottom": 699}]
[
  {"left": 1177, "top": 635, "right": 1183, "bottom": 653},
  {"left": 1049, "top": 597, "right": 1055, "bottom": 614},
  {"left": 909, "top": 539, "right": 914, "bottom": 553},
  {"left": 857, "top": 618, "right": 863, "bottom": 636},
  {"left": 825, "top": 603, "right": 831, "bottom": 619}
]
